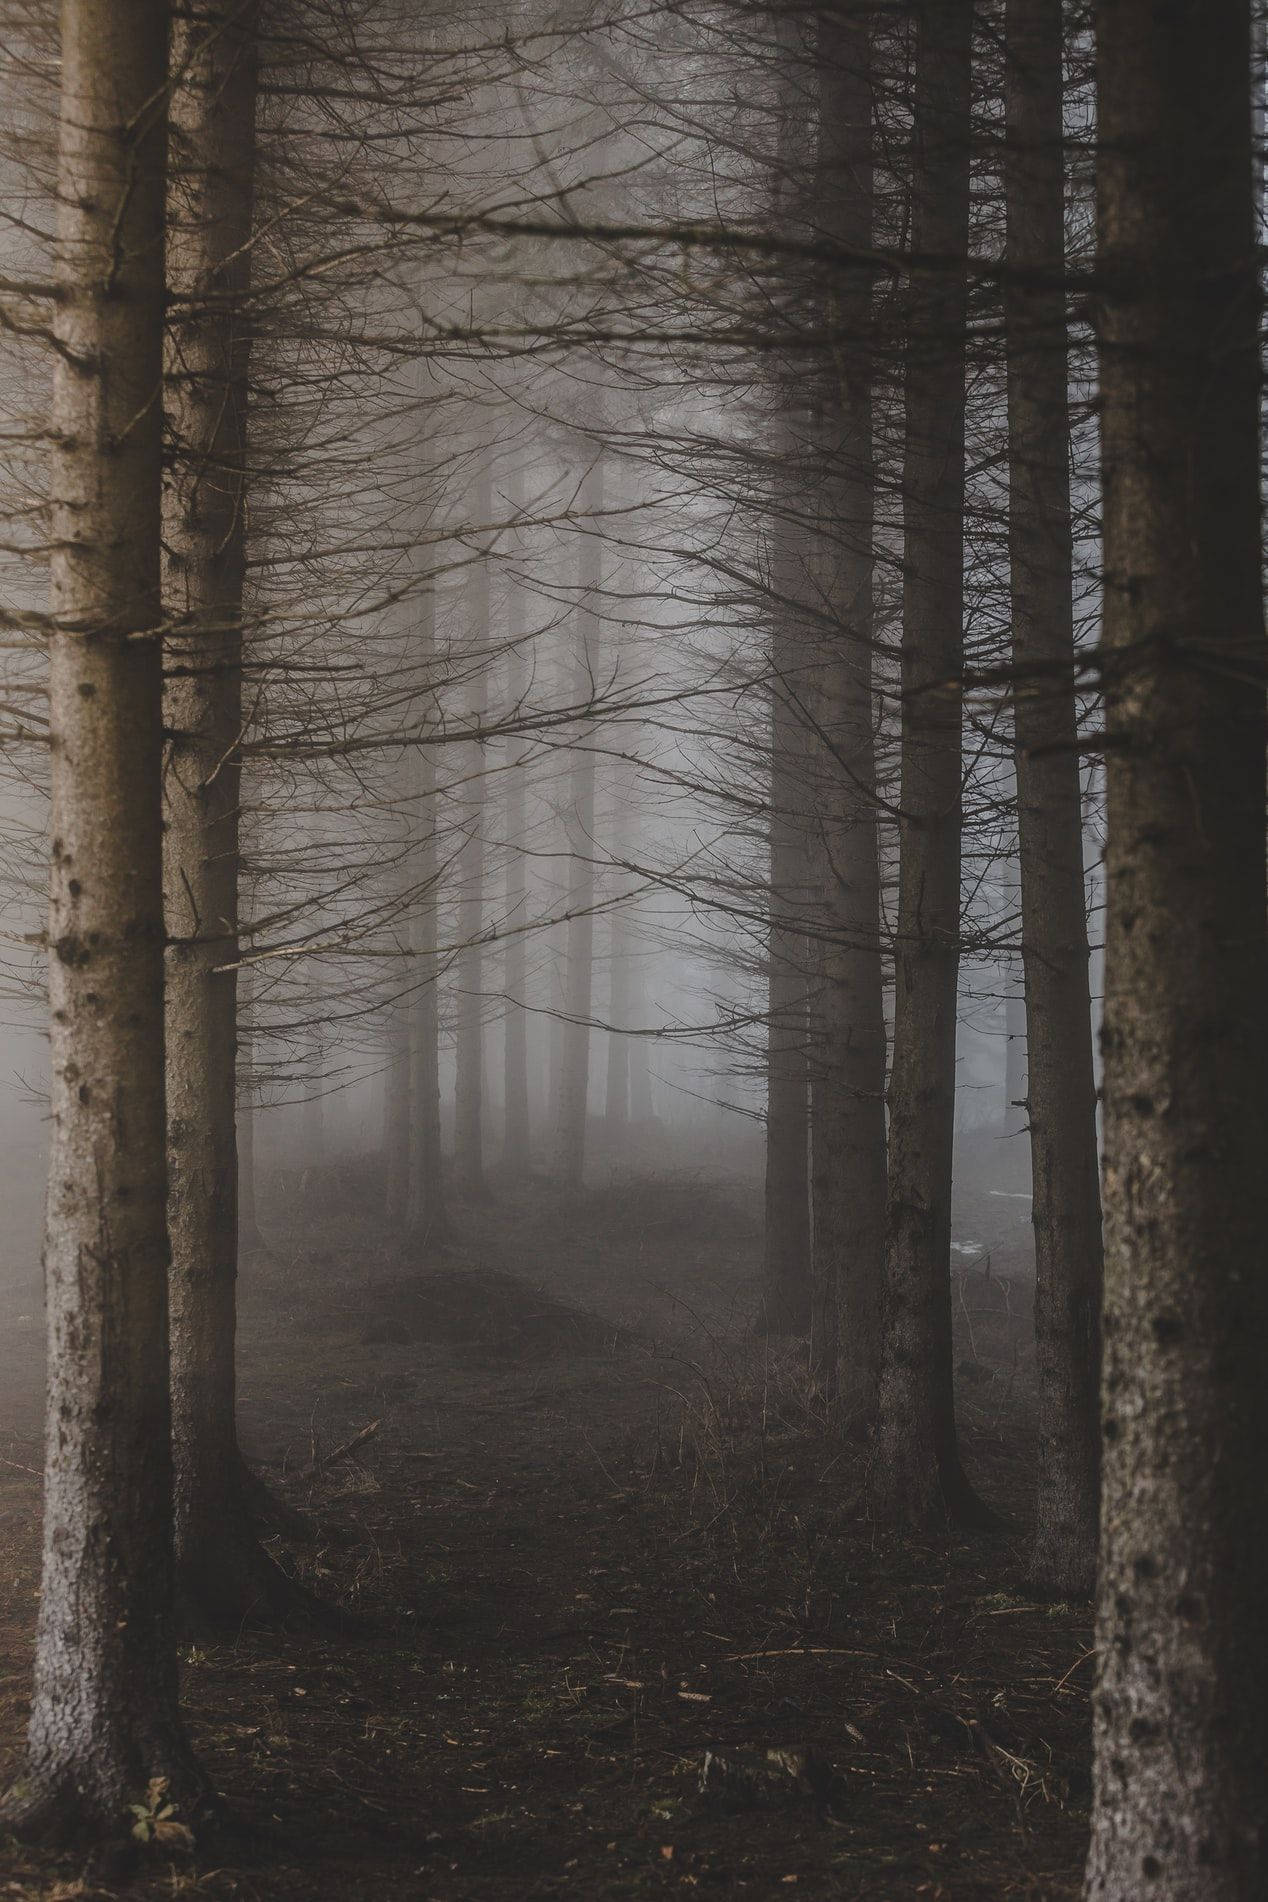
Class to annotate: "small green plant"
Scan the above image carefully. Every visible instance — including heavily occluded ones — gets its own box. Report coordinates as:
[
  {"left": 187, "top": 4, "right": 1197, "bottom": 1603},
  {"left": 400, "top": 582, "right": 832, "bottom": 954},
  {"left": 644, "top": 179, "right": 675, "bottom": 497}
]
[{"left": 129, "top": 1776, "right": 194, "bottom": 1849}]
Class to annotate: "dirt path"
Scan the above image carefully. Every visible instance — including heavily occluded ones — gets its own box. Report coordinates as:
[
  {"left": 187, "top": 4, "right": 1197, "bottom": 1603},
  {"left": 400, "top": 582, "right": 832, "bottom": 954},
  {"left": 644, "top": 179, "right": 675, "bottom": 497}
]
[{"left": 1, "top": 1172, "right": 1088, "bottom": 1899}]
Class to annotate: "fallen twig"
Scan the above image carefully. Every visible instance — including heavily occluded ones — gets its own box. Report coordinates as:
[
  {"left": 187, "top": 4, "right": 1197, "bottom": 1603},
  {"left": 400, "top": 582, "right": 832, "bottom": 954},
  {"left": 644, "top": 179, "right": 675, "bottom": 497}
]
[{"left": 283, "top": 1418, "right": 381, "bottom": 1488}]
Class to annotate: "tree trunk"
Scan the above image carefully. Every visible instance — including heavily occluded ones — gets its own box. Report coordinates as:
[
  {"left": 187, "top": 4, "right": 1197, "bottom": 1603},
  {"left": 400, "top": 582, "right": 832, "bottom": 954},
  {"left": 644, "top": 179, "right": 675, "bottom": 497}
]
[
  {"left": 871, "top": 0, "right": 981, "bottom": 1526},
  {"left": 603, "top": 761, "right": 635, "bottom": 1135},
  {"left": 807, "top": 6, "right": 888, "bottom": 1412},
  {"left": 1085, "top": 2, "right": 1268, "bottom": 1894},
  {"left": 1, "top": 0, "right": 207, "bottom": 1836},
  {"left": 302, "top": 1019, "right": 326, "bottom": 1170},
  {"left": 552, "top": 456, "right": 602, "bottom": 1188},
  {"left": 761, "top": 523, "right": 812, "bottom": 1336},
  {"left": 383, "top": 973, "right": 411, "bottom": 1230},
  {"left": 453, "top": 468, "right": 490, "bottom": 1199},
  {"left": 161, "top": 0, "right": 292, "bottom": 1624},
  {"left": 237, "top": 964, "right": 260, "bottom": 1247},
  {"left": 1001, "top": 966, "right": 1027, "bottom": 1135},
  {"left": 408, "top": 580, "right": 447, "bottom": 1240},
  {"left": 1003, "top": 0, "right": 1102, "bottom": 1600},
  {"left": 503, "top": 556, "right": 531, "bottom": 1174},
  {"left": 629, "top": 1017, "right": 654, "bottom": 1124}
]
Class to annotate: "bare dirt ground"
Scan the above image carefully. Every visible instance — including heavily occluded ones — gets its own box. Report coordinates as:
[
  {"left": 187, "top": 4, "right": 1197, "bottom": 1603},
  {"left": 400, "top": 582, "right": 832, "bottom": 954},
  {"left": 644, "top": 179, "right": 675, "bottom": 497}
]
[{"left": 0, "top": 1154, "right": 1089, "bottom": 1899}]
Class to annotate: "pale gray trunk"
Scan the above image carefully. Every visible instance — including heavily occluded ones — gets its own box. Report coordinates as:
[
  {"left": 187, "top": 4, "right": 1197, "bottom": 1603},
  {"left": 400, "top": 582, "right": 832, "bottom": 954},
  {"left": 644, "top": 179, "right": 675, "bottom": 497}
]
[
  {"left": 383, "top": 971, "right": 411, "bottom": 1229},
  {"left": 408, "top": 581, "right": 447, "bottom": 1238},
  {"left": 1085, "top": 2, "right": 1268, "bottom": 1894},
  {"left": 807, "top": 7, "right": 888, "bottom": 1412},
  {"left": 2, "top": 0, "right": 205, "bottom": 1835},
  {"left": 502, "top": 554, "right": 531, "bottom": 1173},
  {"left": 629, "top": 1021, "right": 654, "bottom": 1124},
  {"left": 1002, "top": 968, "right": 1027, "bottom": 1136},
  {"left": 453, "top": 467, "right": 490, "bottom": 1198},
  {"left": 603, "top": 761, "right": 636, "bottom": 1133},
  {"left": 552, "top": 457, "right": 602, "bottom": 1187},
  {"left": 302, "top": 1019, "right": 326, "bottom": 1169}
]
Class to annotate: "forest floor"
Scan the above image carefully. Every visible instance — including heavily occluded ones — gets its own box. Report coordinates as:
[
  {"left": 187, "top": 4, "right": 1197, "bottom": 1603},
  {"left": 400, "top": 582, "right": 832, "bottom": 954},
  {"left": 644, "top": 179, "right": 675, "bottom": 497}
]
[{"left": 0, "top": 1144, "right": 1091, "bottom": 1899}]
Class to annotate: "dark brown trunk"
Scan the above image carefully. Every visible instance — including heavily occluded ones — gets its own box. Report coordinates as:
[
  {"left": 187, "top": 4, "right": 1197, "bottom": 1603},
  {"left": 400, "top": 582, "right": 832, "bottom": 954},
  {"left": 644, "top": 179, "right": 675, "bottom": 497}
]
[
  {"left": 237, "top": 965, "right": 260, "bottom": 1248},
  {"left": 1003, "top": 0, "right": 1102, "bottom": 1600},
  {"left": 761, "top": 521, "right": 812, "bottom": 1336},
  {"left": 871, "top": 0, "right": 981, "bottom": 1526},
  {"left": 1085, "top": 2, "right": 1268, "bottom": 1893},
  {"left": 162, "top": 0, "right": 294, "bottom": 1624}
]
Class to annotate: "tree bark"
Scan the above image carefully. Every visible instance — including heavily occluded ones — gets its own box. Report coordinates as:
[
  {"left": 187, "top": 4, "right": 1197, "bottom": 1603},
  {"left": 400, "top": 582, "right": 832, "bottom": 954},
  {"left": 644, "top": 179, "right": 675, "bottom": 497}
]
[
  {"left": 161, "top": 0, "right": 293, "bottom": 1625},
  {"left": 870, "top": 0, "right": 981, "bottom": 1526},
  {"left": 383, "top": 972, "right": 411, "bottom": 1229},
  {"left": 237, "top": 964, "right": 260, "bottom": 1247},
  {"left": 761, "top": 519, "right": 812, "bottom": 1336},
  {"left": 1, "top": 0, "right": 208, "bottom": 1837},
  {"left": 502, "top": 547, "right": 532, "bottom": 1174},
  {"left": 302, "top": 1017, "right": 326, "bottom": 1170},
  {"left": 603, "top": 760, "right": 635, "bottom": 1135},
  {"left": 552, "top": 456, "right": 602, "bottom": 1188},
  {"left": 1003, "top": 0, "right": 1102, "bottom": 1600},
  {"left": 807, "top": 5, "right": 888, "bottom": 1412},
  {"left": 408, "top": 580, "right": 447, "bottom": 1239},
  {"left": 1085, "top": 2, "right": 1268, "bottom": 1894},
  {"left": 1001, "top": 966, "right": 1027, "bottom": 1136},
  {"left": 453, "top": 469, "right": 490, "bottom": 1199}
]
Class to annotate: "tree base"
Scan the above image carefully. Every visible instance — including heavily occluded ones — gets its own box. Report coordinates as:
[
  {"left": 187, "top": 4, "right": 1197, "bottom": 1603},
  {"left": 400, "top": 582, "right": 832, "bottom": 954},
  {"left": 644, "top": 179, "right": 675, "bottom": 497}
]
[
  {"left": 1, "top": 1725, "right": 215, "bottom": 1850},
  {"left": 235, "top": 1452, "right": 316, "bottom": 1544},
  {"left": 177, "top": 1509, "right": 359, "bottom": 1635}
]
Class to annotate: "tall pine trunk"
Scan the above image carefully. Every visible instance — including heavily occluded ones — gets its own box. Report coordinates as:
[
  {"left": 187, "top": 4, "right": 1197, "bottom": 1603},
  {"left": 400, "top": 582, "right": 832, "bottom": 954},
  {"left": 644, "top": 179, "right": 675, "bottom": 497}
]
[
  {"left": 552, "top": 457, "right": 602, "bottom": 1187},
  {"left": 162, "top": 0, "right": 290, "bottom": 1620},
  {"left": 1085, "top": 2, "right": 1268, "bottom": 1893},
  {"left": 383, "top": 966, "right": 411, "bottom": 1228},
  {"left": 502, "top": 546, "right": 531, "bottom": 1173},
  {"left": 871, "top": 0, "right": 981, "bottom": 1525},
  {"left": 1, "top": 0, "right": 207, "bottom": 1834},
  {"left": 603, "top": 760, "right": 635, "bottom": 1134},
  {"left": 409, "top": 580, "right": 447, "bottom": 1240},
  {"left": 761, "top": 517, "right": 812, "bottom": 1335},
  {"left": 1003, "top": 0, "right": 1102, "bottom": 1600},
  {"left": 453, "top": 469, "right": 490, "bottom": 1199},
  {"left": 808, "top": 7, "right": 888, "bottom": 1410}
]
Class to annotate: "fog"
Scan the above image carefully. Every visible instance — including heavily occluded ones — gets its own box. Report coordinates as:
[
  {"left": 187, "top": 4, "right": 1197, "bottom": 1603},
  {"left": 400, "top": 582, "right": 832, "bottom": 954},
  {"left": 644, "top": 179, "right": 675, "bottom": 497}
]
[{"left": 0, "top": 2, "right": 1252, "bottom": 1897}]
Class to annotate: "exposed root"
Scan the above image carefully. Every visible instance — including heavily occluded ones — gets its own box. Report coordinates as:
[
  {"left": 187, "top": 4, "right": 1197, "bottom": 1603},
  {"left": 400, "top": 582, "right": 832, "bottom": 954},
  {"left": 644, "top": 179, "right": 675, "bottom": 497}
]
[
  {"left": 1, "top": 1730, "right": 216, "bottom": 1850},
  {"left": 177, "top": 1515, "right": 361, "bottom": 1636}
]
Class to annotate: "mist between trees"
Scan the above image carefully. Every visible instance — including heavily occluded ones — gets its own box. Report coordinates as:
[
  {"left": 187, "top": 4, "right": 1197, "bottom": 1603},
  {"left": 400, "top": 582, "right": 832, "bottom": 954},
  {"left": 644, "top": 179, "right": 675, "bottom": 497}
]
[{"left": 0, "top": 1, "right": 1262, "bottom": 1898}]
